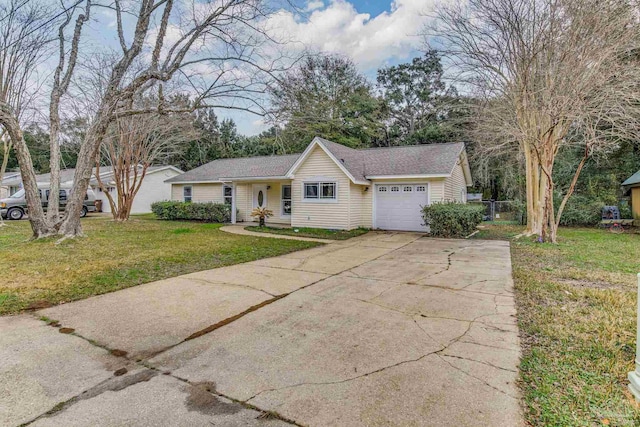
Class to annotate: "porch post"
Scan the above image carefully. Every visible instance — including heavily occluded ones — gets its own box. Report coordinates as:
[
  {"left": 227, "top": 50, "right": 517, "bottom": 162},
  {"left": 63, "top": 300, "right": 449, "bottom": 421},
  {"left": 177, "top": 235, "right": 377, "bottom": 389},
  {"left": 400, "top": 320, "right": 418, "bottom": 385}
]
[
  {"left": 231, "top": 183, "right": 237, "bottom": 224},
  {"left": 628, "top": 273, "right": 640, "bottom": 401}
]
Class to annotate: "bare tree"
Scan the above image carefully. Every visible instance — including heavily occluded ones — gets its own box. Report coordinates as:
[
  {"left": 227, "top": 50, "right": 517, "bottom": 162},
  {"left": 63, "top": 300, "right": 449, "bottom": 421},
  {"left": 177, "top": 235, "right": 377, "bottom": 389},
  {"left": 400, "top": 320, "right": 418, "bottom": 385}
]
[
  {"left": 0, "top": 0, "right": 55, "bottom": 237},
  {"left": 47, "top": 0, "right": 91, "bottom": 223},
  {"left": 430, "top": 0, "right": 640, "bottom": 242},
  {"left": 1, "top": 0, "right": 297, "bottom": 240},
  {"left": 96, "top": 110, "right": 195, "bottom": 221}
]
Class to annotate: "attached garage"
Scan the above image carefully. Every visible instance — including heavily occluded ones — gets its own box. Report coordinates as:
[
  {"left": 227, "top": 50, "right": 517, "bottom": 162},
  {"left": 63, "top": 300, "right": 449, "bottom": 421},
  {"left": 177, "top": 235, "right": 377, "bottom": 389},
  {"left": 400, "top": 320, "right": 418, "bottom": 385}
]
[{"left": 374, "top": 183, "right": 429, "bottom": 232}]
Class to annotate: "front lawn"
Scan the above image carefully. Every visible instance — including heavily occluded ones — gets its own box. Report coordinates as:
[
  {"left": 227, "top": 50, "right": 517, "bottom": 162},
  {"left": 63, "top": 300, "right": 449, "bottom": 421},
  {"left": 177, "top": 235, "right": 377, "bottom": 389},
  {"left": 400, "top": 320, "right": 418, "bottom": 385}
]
[
  {"left": 476, "top": 225, "right": 640, "bottom": 426},
  {"left": 245, "top": 225, "right": 370, "bottom": 240},
  {"left": 0, "top": 216, "right": 320, "bottom": 315}
]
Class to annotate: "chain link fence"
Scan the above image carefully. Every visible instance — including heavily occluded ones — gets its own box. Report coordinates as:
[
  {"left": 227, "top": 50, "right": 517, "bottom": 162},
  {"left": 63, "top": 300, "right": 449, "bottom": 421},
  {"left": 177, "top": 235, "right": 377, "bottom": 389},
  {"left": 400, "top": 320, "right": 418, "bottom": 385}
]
[{"left": 469, "top": 200, "right": 525, "bottom": 224}]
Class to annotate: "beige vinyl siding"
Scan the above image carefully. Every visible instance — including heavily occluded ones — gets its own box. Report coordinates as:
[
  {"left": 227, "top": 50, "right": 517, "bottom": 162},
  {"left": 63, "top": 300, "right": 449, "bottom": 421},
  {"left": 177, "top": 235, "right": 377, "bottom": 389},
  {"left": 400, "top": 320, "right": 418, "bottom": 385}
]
[
  {"left": 193, "top": 183, "right": 223, "bottom": 203},
  {"left": 360, "top": 185, "right": 373, "bottom": 228},
  {"left": 265, "top": 182, "right": 291, "bottom": 225},
  {"left": 171, "top": 184, "right": 183, "bottom": 201},
  {"left": 235, "top": 184, "right": 250, "bottom": 222},
  {"left": 430, "top": 180, "right": 445, "bottom": 203},
  {"left": 349, "top": 183, "right": 363, "bottom": 229},
  {"left": 291, "top": 146, "right": 352, "bottom": 229},
  {"left": 444, "top": 161, "right": 467, "bottom": 202},
  {"left": 170, "top": 183, "right": 223, "bottom": 202}
]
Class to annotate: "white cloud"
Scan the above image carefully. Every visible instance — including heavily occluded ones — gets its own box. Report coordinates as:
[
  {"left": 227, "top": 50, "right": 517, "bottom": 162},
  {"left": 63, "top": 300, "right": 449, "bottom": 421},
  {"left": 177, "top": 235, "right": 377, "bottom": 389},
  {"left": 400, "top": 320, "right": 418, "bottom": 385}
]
[
  {"left": 305, "top": 0, "right": 325, "bottom": 11},
  {"left": 267, "top": 0, "right": 435, "bottom": 71}
]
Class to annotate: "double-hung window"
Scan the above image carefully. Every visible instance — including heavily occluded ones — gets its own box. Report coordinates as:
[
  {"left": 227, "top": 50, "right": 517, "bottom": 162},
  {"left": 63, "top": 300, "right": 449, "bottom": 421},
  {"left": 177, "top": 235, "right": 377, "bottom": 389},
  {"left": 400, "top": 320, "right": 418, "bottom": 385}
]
[
  {"left": 223, "top": 185, "right": 232, "bottom": 205},
  {"left": 183, "top": 186, "right": 192, "bottom": 203},
  {"left": 303, "top": 182, "right": 336, "bottom": 201},
  {"left": 282, "top": 185, "right": 292, "bottom": 215}
]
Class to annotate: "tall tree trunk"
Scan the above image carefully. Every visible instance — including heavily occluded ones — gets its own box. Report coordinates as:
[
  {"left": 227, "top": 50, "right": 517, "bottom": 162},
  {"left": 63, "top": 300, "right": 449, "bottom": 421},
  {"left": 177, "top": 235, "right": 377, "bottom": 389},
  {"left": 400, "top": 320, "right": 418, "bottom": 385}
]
[
  {"left": 0, "top": 134, "right": 11, "bottom": 227},
  {"left": 523, "top": 144, "right": 545, "bottom": 236},
  {"left": 0, "top": 103, "right": 55, "bottom": 238},
  {"left": 47, "top": 104, "right": 62, "bottom": 223},
  {"left": 56, "top": 113, "right": 111, "bottom": 237}
]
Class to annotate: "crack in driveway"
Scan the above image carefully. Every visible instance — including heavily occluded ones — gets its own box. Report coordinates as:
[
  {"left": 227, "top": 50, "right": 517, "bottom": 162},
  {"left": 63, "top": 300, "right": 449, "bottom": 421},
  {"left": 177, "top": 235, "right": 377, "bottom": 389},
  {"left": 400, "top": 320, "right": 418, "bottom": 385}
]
[{"left": 23, "top": 233, "right": 520, "bottom": 426}]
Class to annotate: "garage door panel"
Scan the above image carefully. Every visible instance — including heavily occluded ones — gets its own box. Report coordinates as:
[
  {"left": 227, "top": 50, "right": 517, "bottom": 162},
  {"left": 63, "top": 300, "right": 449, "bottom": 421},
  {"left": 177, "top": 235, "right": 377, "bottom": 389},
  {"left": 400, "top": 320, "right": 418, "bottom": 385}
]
[{"left": 375, "top": 184, "right": 428, "bottom": 232}]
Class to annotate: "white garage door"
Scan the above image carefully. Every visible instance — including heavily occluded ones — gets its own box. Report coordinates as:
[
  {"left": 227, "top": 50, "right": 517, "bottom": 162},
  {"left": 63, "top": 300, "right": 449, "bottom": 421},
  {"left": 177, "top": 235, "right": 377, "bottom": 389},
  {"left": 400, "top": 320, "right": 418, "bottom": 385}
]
[{"left": 374, "top": 184, "right": 429, "bottom": 232}]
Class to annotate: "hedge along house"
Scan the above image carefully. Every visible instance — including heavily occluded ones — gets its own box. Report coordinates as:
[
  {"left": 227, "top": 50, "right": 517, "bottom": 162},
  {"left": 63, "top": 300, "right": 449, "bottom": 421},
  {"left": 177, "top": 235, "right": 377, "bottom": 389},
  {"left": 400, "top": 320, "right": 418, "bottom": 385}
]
[{"left": 166, "top": 137, "right": 473, "bottom": 232}]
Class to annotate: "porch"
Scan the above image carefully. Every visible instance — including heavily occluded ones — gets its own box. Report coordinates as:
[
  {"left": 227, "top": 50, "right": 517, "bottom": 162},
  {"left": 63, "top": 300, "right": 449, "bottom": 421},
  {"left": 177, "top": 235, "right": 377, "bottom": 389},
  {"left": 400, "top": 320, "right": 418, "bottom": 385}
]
[{"left": 229, "top": 180, "right": 292, "bottom": 226}]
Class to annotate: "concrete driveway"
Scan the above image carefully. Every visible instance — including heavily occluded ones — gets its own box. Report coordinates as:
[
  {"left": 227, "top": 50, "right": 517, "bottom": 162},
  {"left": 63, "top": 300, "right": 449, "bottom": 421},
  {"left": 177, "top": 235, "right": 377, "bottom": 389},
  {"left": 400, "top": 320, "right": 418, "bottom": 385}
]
[{"left": 2, "top": 232, "right": 522, "bottom": 426}]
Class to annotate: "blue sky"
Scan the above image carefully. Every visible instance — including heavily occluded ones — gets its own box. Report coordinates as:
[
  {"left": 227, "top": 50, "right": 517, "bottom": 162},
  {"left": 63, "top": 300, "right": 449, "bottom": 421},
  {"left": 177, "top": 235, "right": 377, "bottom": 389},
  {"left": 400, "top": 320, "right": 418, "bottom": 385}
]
[
  {"left": 226, "top": 0, "right": 432, "bottom": 135},
  {"left": 85, "top": 0, "right": 432, "bottom": 136}
]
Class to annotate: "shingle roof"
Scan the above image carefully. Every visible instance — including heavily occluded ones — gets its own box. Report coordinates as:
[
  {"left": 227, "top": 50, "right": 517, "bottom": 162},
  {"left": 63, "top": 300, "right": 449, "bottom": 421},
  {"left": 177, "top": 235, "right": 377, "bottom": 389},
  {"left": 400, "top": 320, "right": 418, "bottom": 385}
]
[
  {"left": 165, "top": 154, "right": 300, "bottom": 183},
  {"left": 4, "top": 166, "right": 178, "bottom": 187},
  {"left": 166, "top": 138, "right": 466, "bottom": 184},
  {"left": 622, "top": 170, "right": 640, "bottom": 188},
  {"left": 318, "top": 138, "right": 465, "bottom": 179}
]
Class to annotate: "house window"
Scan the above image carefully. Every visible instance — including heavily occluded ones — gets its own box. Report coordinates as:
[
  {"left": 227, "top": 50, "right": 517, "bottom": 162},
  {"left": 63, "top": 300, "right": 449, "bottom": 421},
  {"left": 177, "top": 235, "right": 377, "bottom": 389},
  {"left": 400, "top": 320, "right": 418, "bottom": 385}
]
[
  {"left": 403, "top": 186, "right": 413, "bottom": 192},
  {"left": 304, "top": 182, "right": 337, "bottom": 201},
  {"left": 282, "top": 185, "right": 292, "bottom": 215},
  {"left": 321, "top": 182, "right": 335, "bottom": 198},
  {"left": 378, "top": 186, "right": 387, "bottom": 192},
  {"left": 390, "top": 186, "right": 400, "bottom": 192},
  {"left": 183, "top": 186, "right": 192, "bottom": 202},
  {"left": 416, "top": 186, "right": 426, "bottom": 192},
  {"left": 304, "top": 183, "right": 318, "bottom": 199},
  {"left": 223, "top": 185, "right": 232, "bottom": 205}
]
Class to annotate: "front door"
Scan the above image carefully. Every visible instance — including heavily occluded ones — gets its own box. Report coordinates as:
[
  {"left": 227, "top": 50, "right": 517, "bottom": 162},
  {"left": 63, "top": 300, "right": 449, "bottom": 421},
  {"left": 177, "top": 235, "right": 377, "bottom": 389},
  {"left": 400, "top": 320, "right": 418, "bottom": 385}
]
[{"left": 253, "top": 185, "right": 268, "bottom": 211}]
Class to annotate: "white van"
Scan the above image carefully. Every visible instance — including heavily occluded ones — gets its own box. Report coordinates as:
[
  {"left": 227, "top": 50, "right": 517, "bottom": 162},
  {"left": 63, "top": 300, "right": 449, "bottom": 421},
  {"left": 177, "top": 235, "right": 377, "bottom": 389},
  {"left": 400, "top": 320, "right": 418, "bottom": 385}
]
[{"left": 0, "top": 185, "right": 97, "bottom": 220}]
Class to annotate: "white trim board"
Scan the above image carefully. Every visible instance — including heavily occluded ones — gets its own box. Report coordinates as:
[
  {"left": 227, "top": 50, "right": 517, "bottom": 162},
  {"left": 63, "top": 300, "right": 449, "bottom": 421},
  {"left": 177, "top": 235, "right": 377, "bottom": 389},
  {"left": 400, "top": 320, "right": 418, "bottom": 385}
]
[{"left": 366, "top": 174, "right": 449, "bottom": 180}]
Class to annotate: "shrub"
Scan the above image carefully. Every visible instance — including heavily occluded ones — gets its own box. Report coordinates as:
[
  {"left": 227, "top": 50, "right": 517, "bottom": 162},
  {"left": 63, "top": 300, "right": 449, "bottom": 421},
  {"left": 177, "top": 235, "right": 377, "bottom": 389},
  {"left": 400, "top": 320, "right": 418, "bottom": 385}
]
[
  {"left": 151, "top": 201, "right": 231, "bottom": 223},
  {"left": 422, "top": 202, "right": 484, "bottom": 238},
  {"left": 556, "top": 194, "right": 608, "bottom": 227}
]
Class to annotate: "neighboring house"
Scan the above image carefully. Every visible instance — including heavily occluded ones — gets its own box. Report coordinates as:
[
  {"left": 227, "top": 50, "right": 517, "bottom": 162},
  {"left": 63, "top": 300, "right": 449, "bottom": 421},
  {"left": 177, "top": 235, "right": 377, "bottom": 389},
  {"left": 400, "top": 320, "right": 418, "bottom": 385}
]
[
  {"left": 4, "top": 166, "right": 182, "bottom": 214},
  {"left": 623, "top": 170, "right": 640, "bottom": 219},
  {"left": 1, "top": 172, "right": 22, "bottom": 198},
  {"left": 91, "top": 166, "right": 183, "bottom": 214},
  {"left": 166, "top": 137, "right": 472, "bottom": 232}
]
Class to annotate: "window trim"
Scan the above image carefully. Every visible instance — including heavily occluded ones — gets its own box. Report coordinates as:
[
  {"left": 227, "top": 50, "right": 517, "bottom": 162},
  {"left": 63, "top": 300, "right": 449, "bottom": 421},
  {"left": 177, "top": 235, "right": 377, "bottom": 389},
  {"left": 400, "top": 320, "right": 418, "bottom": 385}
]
[
  {"left": 222, "top": 185, "right": 233, "bottom": 206},
  {"left": 281, "top": 184, "right": 292, "bottom": 217},
  {"left": 302, "top": 181, "right": 338, "bottom": 203},
  {"left": 183, "top": 185, "right": 193, "bottom": 203}
]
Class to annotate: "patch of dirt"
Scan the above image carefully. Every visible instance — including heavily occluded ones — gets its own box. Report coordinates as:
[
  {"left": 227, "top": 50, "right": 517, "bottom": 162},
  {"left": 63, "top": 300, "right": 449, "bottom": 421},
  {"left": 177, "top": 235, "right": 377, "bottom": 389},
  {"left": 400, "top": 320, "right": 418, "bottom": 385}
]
[
  {"left": 109, "top": 349, "right": 128, "bottom": 357},
  {"left": 58, "top": 327, "right": 75, "bottom": 334},
  {"left": 27, "top": 300, "right": 53, "bottom": 310},
  {"left": 185, "top": 382, "right": 241, "bottom": 416},
  {"left": 114, "top": 368, "right": 128, "bottom": 376},
  {"left": 557, "top": 278, "right": 629, "bottom": 290}
]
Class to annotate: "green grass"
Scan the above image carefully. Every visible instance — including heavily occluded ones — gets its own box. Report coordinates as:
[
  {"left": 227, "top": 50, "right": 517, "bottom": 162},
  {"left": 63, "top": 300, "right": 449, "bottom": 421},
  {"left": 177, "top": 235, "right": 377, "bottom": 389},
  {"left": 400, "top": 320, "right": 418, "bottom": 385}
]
[
  {"left": 245, "top": 226, "right": 370, "bottom": 240},
  {"left": 0, "top": 216, "right": 321, "bottom": 315},
  {"left": 475, "top": 224, "right": 640, "bottom": 426}
]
